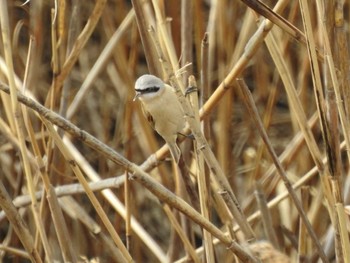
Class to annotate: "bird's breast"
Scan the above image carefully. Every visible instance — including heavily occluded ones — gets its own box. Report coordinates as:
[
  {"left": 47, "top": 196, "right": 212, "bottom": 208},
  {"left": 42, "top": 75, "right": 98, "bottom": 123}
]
[{"left": 141, "top": 86, "right": 185, "bottom": 139}]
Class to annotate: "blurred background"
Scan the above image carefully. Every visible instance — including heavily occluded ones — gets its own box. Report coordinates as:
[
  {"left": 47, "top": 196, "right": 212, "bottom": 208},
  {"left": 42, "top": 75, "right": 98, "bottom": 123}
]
[{"left": 0, "top": 0, "right": 349, "bottom": 262}]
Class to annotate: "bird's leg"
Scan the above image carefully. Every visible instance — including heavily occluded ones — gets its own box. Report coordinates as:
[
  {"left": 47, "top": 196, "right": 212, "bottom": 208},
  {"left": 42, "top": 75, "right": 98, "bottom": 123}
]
[
  {"left": 178, "top": 132, "right": 195, "bottom": 140},
  {"left": 184, "top": 86, "right": 198, "bottom": 96}
]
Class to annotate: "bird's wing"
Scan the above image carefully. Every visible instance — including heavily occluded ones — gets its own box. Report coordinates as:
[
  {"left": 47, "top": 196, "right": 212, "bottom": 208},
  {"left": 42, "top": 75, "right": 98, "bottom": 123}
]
[{"left": 141, "top": 103, "right": 155, "bottom": 130}]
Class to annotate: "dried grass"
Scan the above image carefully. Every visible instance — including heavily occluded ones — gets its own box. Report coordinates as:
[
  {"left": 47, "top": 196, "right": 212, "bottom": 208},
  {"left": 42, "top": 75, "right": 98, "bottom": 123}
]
[{"left": 0, "top": 0, "right": 349, "bottom": 262}]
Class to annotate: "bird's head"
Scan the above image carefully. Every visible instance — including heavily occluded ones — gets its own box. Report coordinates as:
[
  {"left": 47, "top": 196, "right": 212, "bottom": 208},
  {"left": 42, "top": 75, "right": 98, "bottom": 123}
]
[{"left": 134, "top": 74, "right": 165, "bottom": 101}]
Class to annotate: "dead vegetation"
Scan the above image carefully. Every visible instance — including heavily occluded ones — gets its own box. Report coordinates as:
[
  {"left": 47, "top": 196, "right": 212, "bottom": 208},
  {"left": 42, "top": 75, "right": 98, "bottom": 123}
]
[{"left": 0, "top": 0, "right": 349, "bottom": 262}]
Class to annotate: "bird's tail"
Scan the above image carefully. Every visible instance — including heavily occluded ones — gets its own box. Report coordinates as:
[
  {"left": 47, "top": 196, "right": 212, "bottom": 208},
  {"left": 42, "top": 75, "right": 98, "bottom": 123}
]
[{"left": 167, "top": 142, "right": 181, "bottom": 163}]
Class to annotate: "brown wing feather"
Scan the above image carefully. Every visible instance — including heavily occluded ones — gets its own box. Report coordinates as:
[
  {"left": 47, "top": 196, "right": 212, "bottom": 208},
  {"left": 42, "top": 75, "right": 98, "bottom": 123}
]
[{"left": 141, "top": 103, "right": 155, "bottom": 129}]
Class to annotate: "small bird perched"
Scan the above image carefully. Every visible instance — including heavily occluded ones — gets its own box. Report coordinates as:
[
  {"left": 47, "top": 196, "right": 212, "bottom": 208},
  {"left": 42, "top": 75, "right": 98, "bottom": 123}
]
[{"left": 134, "top": 74, "right": 185, "bottom": 163}]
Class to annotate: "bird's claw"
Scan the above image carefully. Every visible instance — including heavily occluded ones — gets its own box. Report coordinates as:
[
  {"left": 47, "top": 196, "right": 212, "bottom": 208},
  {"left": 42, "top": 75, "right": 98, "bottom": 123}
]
[{"left": 185, "top": 86, "right": 198, "bottom": 96}]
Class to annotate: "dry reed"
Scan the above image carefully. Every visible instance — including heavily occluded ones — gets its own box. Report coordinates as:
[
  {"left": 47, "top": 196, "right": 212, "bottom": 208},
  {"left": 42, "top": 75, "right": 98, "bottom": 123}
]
[{"left": 0, "top": 1, "right": 349, "bottom": 262}]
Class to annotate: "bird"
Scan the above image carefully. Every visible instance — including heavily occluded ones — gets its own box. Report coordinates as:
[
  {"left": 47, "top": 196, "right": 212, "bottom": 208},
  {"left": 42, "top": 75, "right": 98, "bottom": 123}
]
[{"left": 134, "top": 74, "right": 185, "bottom": 163}]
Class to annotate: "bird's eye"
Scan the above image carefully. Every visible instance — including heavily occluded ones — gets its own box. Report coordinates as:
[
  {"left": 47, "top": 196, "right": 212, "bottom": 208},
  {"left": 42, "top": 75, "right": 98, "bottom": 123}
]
[
  {"left": 145, "top": 87, "right": 160, "bottom": 92},
  {"left": 135, "top": 86, "right": 160, "bottom": 94}
]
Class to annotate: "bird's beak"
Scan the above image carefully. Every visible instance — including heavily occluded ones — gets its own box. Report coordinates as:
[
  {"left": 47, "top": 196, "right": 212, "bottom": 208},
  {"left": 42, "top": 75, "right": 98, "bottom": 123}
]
[{"left": 133, "top": 92, "right": 141, "bottom": 101}]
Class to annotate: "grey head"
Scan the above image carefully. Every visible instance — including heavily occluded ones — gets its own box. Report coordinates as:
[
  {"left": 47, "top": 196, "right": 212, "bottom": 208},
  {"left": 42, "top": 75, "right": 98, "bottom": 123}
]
[{"left": 134, "top": 74, "right": 165, "bottom": 101}]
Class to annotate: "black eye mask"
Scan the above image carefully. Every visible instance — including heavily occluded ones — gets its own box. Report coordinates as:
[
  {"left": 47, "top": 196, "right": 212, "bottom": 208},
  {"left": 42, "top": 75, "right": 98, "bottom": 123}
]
[{"left": 135, "top": 86, "right": 160, "bottom": 94}]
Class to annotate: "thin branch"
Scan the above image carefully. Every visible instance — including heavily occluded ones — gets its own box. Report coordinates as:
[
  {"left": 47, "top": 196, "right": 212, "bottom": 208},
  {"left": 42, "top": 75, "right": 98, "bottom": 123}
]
[
  {"left": 236, "top": 78, "right": 329, "bottom": 263},
  {"left": 0, "top": 82, "right": 259, "bottom": 263}
]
